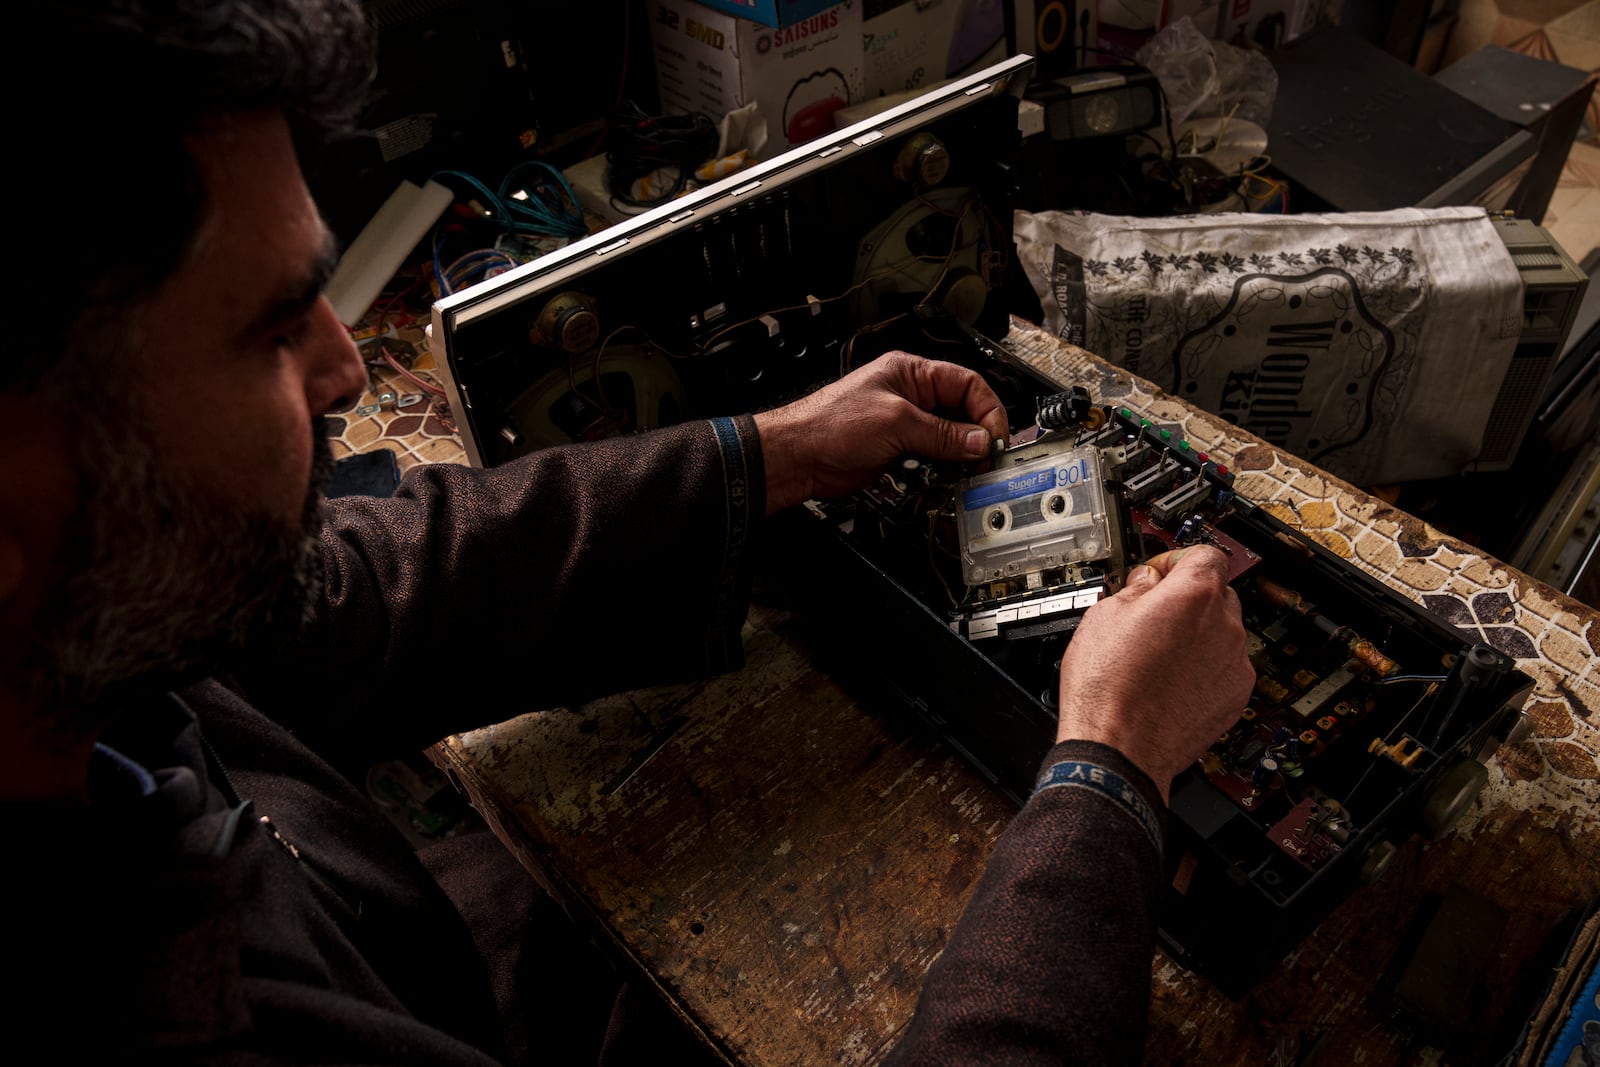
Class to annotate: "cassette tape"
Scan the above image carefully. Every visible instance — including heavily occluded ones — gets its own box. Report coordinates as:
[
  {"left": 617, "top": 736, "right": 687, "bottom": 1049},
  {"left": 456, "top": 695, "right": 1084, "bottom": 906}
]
[{"left": 957, "top": 445, "right": 1111, "bottom": 585}]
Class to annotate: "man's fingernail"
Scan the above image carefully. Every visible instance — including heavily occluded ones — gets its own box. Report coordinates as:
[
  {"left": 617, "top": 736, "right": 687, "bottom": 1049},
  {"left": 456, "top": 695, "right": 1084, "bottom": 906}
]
[
  {"left": 1128, "top": 565, "right": 1153, "bottom": 583},
  {"left": 965, "top": 429, "right": 990, "bottom": 455}
]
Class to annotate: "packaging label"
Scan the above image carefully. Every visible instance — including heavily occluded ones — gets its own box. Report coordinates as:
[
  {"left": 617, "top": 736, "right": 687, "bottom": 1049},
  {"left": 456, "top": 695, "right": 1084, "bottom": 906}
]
[
  {"left": 693, "top": 0, "right": 839, "bottom": 28},
  {"left": 650, "top": 0, "right": 864, "bottom": 158}
]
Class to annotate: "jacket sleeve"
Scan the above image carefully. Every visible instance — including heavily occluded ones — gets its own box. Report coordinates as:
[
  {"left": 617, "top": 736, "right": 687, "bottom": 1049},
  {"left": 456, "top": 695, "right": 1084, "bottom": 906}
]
[
  {"left": 885, "top": 739, "right": 1167, "bottom": 1067},
  {"left": 235, "top": 416, "right": 765, "bottom": 761}
]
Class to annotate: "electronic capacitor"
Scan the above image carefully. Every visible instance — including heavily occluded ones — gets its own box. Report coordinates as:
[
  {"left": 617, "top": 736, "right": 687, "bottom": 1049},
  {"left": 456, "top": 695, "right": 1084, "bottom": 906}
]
[{"left": 1252, "top": 755, "right": 1281, "bottom": 791}]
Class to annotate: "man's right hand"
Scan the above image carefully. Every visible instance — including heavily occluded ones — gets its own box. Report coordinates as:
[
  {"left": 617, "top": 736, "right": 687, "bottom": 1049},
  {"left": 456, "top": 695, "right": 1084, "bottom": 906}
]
[{"left": 1055, "top": 545, "right": 1255, "bottom": 802}]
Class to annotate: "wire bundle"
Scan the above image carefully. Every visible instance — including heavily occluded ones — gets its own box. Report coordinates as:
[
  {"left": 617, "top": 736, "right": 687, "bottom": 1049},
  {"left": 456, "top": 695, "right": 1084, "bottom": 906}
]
[
  {"left": 430, "top": 161, "right": 588, "bottom": 243},
  {"left": 605, "top": 100, "right": 719, "bottom": 210},
  {"left": 432, "top": 244, "right": 519, "bottom": 297}
]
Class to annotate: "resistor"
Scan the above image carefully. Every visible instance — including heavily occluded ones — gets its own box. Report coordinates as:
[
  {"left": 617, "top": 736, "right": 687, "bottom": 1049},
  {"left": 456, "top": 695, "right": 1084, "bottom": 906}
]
[
  {"left": 1260, "top": 579, "right": 1398, "bottom": 677},
  {"left": 1347, "top": 636, "right": 1398, "bottom": 677},
  {"left": 1257, "top": 577, "right": 1307, "bottom": 613}
]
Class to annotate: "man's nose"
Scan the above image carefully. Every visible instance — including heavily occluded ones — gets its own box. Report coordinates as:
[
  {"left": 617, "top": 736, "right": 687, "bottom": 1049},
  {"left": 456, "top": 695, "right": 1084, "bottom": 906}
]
[{"left": 306, "top": 297, "right": 369, "bottom": 414}]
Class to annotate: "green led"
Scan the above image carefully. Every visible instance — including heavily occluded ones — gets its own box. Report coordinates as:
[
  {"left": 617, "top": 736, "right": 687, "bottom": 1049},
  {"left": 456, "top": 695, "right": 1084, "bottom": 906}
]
[
  {"left": 1119, "top": 407, "right": 1133, "bottom": 419},
  {"left": 1177, "top": 440, "right": 1191, "bottom": 452},
  {"left": 1140, "top": 420, "right": 1151, "bottom": 429},
  {"left": 1159, "top": 428, "right": 1172, "bottom": 441}
]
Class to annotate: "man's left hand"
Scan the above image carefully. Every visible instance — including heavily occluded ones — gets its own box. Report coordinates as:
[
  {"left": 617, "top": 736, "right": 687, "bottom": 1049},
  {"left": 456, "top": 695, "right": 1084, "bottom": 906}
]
[{"left": 752, "top": 351, "right": 1010, "bottom": 515}]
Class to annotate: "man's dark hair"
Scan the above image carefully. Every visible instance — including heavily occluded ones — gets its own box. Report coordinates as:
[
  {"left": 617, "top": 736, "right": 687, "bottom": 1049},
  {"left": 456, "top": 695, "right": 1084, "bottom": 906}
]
[{"left": 9, "top": 0, "right": 377, "bottom": 390}]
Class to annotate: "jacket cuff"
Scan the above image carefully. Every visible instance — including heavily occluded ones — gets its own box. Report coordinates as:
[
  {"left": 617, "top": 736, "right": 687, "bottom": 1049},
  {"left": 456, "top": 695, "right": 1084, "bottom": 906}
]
[
  {"left": 1033, "top": 739, "right": 1167, "bottom": 851},
  {"left": 704, "top": 415, "right": 764, "bottom": 674}
]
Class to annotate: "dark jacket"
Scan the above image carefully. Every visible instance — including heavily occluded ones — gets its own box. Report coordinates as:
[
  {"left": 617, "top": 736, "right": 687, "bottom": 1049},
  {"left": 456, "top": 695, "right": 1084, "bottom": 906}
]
[{"left": 9, "top": 415, "right": 1164, "bottom": 1064}]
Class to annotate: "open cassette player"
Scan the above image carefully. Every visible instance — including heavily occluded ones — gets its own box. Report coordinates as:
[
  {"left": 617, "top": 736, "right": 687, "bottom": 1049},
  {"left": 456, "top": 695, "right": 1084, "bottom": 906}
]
[
  {"left": 779, "top": 371, "right": 1535, "bottom": 996},
  {"left": 430, "top": 54, "right": 1536, "bottom": 997}
]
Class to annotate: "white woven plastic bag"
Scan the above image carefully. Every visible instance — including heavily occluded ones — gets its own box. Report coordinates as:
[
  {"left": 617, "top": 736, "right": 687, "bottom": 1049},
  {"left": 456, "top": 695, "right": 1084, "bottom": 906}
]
[{"left": 1012, "top": 206, "right": 1523, "bottom": 485}]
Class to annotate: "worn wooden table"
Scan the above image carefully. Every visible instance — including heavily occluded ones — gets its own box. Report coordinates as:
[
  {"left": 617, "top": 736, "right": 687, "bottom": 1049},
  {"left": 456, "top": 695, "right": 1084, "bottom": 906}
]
[{"left": 385, "top": 318, "right": 1600, "bottom": 1066}]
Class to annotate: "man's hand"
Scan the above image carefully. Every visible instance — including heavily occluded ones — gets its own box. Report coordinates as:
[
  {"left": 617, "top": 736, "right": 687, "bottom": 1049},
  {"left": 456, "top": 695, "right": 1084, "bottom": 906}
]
[
  {"left": 1056, "top": 546, "right": 1255, "bottom": 802},
  {"left": 752, "top": 351, "right": 1010, "bottom": 515}
]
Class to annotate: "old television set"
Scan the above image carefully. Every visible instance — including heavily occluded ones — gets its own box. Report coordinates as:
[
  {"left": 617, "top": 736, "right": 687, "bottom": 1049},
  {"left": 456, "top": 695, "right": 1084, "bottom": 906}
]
[{"left": 428, "top": 55, "right": 1537, "bottom": 996}]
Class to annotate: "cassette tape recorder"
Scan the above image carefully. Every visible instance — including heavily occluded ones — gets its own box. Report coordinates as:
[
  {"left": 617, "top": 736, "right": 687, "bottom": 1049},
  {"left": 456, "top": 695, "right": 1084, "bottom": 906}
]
[{"left": 429, "top": 54, "right": 1536, "bottom": 997}]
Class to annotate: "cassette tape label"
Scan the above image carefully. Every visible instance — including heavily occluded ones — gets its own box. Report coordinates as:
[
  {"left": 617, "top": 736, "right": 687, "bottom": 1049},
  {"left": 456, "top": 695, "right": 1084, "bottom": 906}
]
[{"left": 961, "top": 455, "right": 1094, "bottom": 510}]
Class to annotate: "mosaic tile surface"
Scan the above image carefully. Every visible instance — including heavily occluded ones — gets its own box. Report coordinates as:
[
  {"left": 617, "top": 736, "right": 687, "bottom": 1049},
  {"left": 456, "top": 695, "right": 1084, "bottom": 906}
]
[
  {"left": 1006, "top": 316, "right": 1600, "bottom": 839},
  {"left": 330, "top": 320, "right": 467, "bottom": 473}
]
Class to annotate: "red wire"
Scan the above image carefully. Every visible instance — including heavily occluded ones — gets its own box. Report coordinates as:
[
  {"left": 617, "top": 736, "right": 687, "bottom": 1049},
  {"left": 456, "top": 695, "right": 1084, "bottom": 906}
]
[{"left": 381, "top": 346, "right": 447, "bottom": 398}]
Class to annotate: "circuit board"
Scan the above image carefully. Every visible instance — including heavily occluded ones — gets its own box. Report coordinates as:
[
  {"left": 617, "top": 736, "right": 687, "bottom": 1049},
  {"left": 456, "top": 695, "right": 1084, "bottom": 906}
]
[{"left": 777, "top": 374, "right": 1536, "bottom": 997}]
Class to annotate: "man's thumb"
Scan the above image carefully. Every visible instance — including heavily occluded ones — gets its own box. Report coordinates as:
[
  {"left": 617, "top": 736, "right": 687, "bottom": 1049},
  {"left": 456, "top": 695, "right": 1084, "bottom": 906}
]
[
  {"left": 1121, "top": 563, "right": 1163, "bottom": 596},
  {"left": 899, "top": 410, "right": 992, "bottom": 461}
]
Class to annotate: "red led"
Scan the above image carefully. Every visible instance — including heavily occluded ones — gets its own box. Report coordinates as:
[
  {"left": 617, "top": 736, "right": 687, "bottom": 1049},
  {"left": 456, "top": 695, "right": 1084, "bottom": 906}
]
[
  {"left": 1218, "top": 465, "right": 1229, "bottom": 475},
  {"left": 1197, "top": 452, "right": 1209, "bottom": 463}
]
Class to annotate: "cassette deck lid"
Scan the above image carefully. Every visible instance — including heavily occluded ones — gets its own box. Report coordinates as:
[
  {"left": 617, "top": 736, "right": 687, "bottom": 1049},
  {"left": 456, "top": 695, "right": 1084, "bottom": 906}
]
[{"left": 428, "top": 54, "right": 1034, "bottom": 468}]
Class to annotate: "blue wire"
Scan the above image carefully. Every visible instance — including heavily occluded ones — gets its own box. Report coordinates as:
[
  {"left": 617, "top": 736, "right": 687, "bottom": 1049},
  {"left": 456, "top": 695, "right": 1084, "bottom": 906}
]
[
  {"left": 430, "top": 163, "right": 586, "bottom": 242},
  {"left": 433, "top": 242, "right": 518, "bottom": 296},
  {"left": 498, "top": 161, "right": 586, "bottom": 239},
  {"left": 445, "top": 252, "right": 515, "bottom": 292},
  {"left": 424, "top": 162, "right": 587, "bottom": 295}
]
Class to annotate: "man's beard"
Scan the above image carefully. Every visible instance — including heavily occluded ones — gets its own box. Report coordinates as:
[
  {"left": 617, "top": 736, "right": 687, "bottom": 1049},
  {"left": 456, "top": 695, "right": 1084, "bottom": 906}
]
[{"left": 31, "top": 416, "right": 337, "bottom": 714}]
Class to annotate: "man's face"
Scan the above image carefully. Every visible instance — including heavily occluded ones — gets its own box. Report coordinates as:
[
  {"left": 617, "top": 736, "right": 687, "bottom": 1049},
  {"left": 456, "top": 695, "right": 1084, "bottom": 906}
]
[{"left": 36, "top": 109, "right": 367, "bottom": 709}]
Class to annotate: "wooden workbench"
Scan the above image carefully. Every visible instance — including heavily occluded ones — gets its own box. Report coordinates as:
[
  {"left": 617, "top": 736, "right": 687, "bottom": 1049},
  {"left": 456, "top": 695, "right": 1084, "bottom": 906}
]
[{"left": 344, "top": 317, "right": 1600, "bottom": 1066}]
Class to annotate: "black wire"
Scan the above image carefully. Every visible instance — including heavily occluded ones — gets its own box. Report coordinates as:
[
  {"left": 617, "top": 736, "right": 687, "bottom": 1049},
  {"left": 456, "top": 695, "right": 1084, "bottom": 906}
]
[
  {"left": 606, "top": 100, "right": 719, "bottom": 211},
  {"left": 1159, "top": 82, "right": 1179, "bottom": 167},
  {"left": 1128, "top": 129, "right": 1169, "bottom": 161}
]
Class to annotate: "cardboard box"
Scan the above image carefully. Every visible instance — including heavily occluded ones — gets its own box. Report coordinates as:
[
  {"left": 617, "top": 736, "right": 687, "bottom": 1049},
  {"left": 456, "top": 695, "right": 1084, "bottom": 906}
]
[
  {"left": 650, "top": 0, "right": 864, "bottom": 159},
  {"left": 1217, "top": 0, "right": 1304, "bottom": 49},
  {"left": 695, "top": 0, "right": 840, "bottom": 28},
  {"left": 1096, "top": 0, "right": 1221, "bottom": 61},
  {"left": 862, "top": 0, "right": 1008, "bottom": 98}
]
